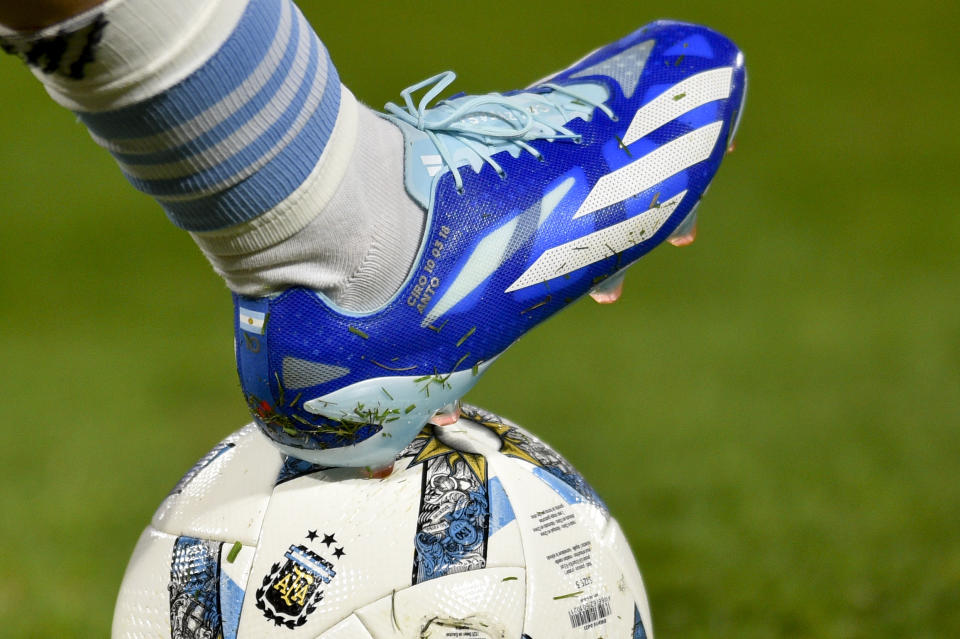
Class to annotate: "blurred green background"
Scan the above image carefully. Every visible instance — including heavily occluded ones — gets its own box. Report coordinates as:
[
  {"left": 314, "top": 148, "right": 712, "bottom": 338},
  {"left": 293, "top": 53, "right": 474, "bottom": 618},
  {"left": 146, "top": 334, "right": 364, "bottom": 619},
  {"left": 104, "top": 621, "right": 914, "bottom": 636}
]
[{"left": 1, "top": 0, "right": 959, "bottom": 636}]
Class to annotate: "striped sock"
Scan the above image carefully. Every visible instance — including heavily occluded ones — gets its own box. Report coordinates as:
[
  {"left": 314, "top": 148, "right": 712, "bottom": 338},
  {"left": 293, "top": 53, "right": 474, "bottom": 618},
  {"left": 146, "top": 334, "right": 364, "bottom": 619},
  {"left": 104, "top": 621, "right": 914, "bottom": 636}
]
[{"left": 1, "top": 0, "right": 424, "bottom": 311}]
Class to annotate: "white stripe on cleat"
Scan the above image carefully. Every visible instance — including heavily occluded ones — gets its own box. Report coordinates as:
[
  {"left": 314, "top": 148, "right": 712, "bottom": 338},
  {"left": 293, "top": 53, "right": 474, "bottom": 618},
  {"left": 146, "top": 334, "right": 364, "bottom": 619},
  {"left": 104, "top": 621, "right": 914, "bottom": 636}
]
[
  {"left": 507, "top": 190, "right": 687, "bottom": 292},
  {"left": 622, "top": 66, "right": 733, "bottom": 146},
  {"left": 572, "top": 122, "right": 723, "bottom": 220}
]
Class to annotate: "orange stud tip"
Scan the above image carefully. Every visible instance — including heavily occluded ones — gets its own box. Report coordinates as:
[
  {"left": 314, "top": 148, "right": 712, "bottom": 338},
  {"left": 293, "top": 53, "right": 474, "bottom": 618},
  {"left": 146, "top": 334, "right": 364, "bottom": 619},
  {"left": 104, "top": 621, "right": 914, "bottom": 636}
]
[
  {"left": 668, "top": 209, "right": 698, "bottom": 247},
  {"left": 589, "top": 272, "right": 625, "bottom": 304},
  {"left": 430, "top": 401, "right": 462, "bottom": 427},
  {"left": 363, "top": 463, "right": 395, "bottom": 479},
  {"left": 667, "top": 220, "right": 697, "bottom": 246},
  {"left": 726, "top": 140, "right": 736, "bottom": 154}
]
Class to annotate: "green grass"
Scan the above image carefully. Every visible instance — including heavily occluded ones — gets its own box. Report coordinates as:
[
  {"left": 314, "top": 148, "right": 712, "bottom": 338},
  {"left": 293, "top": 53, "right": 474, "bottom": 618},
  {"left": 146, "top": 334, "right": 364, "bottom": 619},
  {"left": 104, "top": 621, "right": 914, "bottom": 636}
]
[{"left": 1, "top": 0, "right": 959, "bottom": 636}]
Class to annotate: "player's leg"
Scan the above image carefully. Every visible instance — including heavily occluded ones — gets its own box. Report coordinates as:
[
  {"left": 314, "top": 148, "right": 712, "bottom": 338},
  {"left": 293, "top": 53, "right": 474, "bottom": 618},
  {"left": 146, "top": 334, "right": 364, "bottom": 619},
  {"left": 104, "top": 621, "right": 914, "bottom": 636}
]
[{"left": 1, "top": 0, "right": 424, "bottom": 313}]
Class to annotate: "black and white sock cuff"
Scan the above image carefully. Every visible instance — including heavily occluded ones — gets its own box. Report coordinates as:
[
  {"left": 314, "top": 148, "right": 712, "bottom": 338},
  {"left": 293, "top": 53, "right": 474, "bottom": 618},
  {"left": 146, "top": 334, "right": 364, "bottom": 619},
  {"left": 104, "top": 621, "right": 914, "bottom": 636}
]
[{"left": 0, "top": 0, "right": 246, "bottom": 112}]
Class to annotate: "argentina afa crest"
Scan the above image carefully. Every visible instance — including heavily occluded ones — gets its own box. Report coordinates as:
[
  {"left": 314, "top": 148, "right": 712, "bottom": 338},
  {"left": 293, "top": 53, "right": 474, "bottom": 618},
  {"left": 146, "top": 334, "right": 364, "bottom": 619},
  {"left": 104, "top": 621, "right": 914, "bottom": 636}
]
[{"left": 255, "top": 541, "right": 339, "bottom": 628}]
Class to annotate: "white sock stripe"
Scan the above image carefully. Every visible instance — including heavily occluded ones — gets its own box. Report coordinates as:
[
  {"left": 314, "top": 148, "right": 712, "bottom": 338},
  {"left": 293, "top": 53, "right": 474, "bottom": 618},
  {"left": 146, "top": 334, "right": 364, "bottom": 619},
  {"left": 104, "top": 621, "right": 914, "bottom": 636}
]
[
  {"left": 86, "top": 0, "right": 297, "bottom": 156},
  {"left": 622, "top": 66, "right": 733, "bottom": 146},
  {"left": 506, "top": 191, "right": 687, "bottom": 293},
  {"left": 116, "top": 7, "right": 318, "bottom": 181},
  {"left": 572, "top": 120, "right": 723, "bottom": 220},
  {"left": 189, "top": 85, "right": 358, "bottom": 256},
  {"left": 151, "top": 36, "right": 331, "bottom": 202}
]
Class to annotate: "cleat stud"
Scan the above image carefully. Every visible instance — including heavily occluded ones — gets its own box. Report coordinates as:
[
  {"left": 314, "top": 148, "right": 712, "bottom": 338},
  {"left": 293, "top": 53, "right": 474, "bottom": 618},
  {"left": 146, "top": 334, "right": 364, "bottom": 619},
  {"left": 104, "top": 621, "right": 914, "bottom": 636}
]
[
  {"left": 429, "top": 400, "right": 462, "bottom": 427},
  {"left": 363, "top": 462, "right": 395, "bottom": 479},
  {"left": 667, "top": 221, "right": 697, "bottom": 246},
  {"left": 589, "top": 272, "right": 626, "bottom": 304},
  {"left": 668, "top": 208, "right": 698, "bottom": 247}
]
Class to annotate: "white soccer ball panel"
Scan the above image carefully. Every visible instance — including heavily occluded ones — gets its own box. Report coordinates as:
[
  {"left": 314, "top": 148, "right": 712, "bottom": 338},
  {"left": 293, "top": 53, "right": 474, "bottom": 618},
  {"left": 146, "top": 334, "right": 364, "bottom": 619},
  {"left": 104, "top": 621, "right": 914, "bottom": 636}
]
[
  {"left": 354, "top": 567, "right": 525, "bottom": 638},
  {"left": 484, "top": 508, "right": 526, "bottom": 570},
  {"left": 237, "top": 464, "right": 423, "bottom": 638},
  {"left": 113, "top": 526, "right": 176, "bottom": 639},
  {"left": 315, "top": 614, "right": 375, "bottom": 638},
  {"left": 603, "top": 518, "right": 654, "bottom": 638},
  {"left": 152, "top": 423, "right": 282, "bottom": 545},
  {"left": 489, "top": 455, "right": 633, "bottom": 637}
]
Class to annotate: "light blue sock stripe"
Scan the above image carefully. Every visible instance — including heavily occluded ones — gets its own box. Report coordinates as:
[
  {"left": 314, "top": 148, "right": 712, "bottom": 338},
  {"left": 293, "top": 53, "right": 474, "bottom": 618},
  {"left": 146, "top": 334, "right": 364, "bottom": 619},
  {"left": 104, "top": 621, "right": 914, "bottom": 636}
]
[
  {"left": 77, "top": 0, "right": 285, "bottom": 140},
  {"left": 109, "top": 6, "right": 307, "bottom": 167},
  {"left": 124, "top": 28, "right": 322, "bottom": 198},
  {"left": 158, "top": 62, "right": 340, "bottom": 231},
  {"left": 73, "top": 0, "right": 343, "bottom": 232}
]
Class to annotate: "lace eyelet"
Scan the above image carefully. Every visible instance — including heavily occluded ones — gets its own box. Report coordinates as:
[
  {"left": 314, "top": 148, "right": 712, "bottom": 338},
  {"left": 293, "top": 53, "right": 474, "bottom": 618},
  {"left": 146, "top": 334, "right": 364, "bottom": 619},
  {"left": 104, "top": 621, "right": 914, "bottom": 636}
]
[
  {"left": 497, "top": 170, "right": 508, "bottom": 180},
  {"left": 610, "top": 114, "right": 620, "bottom": 122},
  {"left": 456, "top": 187, "right": 465, "bottom": 195},
  {"left": 537, "top": 154, "right": 546, "bottom": 163}
]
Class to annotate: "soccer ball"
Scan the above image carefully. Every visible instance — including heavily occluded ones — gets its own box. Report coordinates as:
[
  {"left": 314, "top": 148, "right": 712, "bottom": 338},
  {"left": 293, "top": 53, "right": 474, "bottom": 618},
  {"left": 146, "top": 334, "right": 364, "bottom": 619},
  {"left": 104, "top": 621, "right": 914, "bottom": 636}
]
[{"left": 113, "top": 405, "right": 652, "bottom": 638}]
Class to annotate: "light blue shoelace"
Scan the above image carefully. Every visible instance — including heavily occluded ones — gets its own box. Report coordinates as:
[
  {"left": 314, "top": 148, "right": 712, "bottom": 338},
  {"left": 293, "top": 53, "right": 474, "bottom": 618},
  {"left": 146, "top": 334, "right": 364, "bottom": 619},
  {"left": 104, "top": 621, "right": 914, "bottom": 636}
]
[{"left": 385, "top": 71, "right": 615, "bottom": 192}]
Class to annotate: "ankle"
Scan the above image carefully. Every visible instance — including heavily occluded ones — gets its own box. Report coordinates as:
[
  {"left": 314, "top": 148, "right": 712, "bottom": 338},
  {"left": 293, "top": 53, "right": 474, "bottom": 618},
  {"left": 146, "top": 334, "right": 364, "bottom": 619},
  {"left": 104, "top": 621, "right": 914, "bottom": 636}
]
[{"left": 194, "top": 103, "right": 425, "bottom": 312}]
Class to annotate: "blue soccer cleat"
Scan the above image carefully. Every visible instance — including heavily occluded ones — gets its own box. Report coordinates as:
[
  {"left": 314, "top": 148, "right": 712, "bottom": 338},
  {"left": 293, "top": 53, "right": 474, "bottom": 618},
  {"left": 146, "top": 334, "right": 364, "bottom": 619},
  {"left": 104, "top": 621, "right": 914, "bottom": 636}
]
[{"left": 235, "top": 21, "right": 747, "bottom": 468}]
